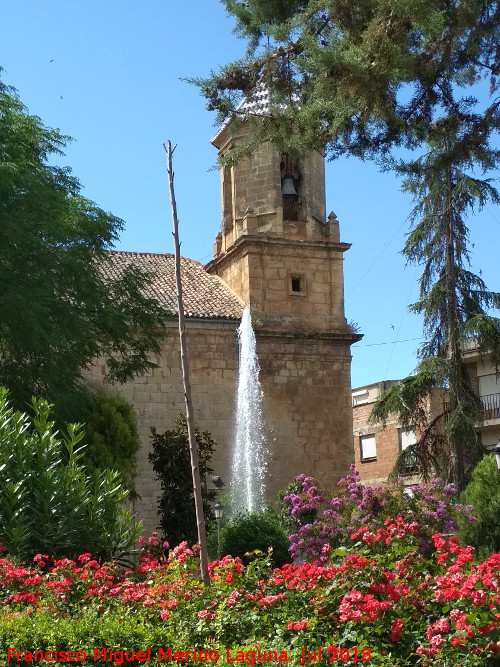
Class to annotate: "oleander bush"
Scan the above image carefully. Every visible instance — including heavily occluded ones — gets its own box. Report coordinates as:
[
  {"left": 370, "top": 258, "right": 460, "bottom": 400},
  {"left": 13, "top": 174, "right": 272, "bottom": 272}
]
[
  {"left": 0, "top": 520, "right": 500, "bottom": 665},
  {"left": 0, "top": 389, "right": 140, "bottom": 560}
]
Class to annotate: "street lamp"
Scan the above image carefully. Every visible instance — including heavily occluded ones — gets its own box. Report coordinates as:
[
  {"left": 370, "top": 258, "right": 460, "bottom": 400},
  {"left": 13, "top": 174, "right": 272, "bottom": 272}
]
[
  {"left": 214, "top": 502, "right": 223, "bottom": 559},
  {"left": 492, "top": 442, "right": 500, "bottom": 472}
]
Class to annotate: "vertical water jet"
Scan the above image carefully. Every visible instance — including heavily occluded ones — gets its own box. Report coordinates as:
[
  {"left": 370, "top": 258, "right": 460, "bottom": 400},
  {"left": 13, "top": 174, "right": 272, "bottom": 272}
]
[{"left": 231, "top": 307, "right": 267, "bottom": 513}]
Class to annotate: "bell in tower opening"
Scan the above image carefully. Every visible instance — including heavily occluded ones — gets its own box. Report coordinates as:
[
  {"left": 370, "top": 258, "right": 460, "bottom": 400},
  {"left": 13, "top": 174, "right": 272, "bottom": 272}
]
[{"left": 280, "top": 154, "right": 302, "bottom": 222}]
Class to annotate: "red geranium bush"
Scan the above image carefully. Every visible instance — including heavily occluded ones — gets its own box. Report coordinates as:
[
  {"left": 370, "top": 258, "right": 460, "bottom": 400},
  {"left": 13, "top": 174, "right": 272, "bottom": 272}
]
[{"left": 0, "top": 523, "right": 499, "bottom": 666}]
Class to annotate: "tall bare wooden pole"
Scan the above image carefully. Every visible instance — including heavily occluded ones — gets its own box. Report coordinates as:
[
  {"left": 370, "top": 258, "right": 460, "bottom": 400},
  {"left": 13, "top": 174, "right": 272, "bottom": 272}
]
[{"left": 163, "top": 140, "right": 210, "bottom": 586}]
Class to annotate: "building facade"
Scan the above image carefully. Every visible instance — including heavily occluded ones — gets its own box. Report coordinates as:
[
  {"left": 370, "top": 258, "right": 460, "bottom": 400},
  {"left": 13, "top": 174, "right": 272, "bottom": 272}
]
[
  {"left": 88, "top": 113, "right": 360, "bottom": 534},
  {"left": 352, "top": 348, "right": 500, "bottom": 485},
  {"left": 464, "top": 343, "right": 500, "bottom": 448}
]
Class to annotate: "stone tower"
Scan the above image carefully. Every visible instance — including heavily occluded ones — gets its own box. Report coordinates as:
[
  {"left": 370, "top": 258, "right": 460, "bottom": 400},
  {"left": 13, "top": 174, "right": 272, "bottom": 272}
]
[{"left": 206, "top": 91, "right": 360, "bottom": 495}]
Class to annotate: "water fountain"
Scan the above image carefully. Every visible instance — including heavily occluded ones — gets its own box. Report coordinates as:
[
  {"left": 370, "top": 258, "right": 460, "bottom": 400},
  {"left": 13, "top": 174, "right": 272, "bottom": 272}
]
[{"left": 230, "top": 307, "right": 268, "bottom": 514}]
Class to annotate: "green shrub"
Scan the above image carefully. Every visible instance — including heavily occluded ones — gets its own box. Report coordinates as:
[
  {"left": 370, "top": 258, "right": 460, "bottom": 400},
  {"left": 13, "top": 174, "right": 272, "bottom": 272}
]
[
  {"left": 458, "top": 453, "right": 500, "bottom": 559},
  {"left": 148, "top": 417, "right": 217, "bottom": 548},
  {"left": 216, "top": 511, "right": 291, "bottom": 567},
  {"left": 79, "top": 389, "right": 140, "bottom": 498},
  {"left": 0, "top": 388, "right": 140, "bottom": 560},
  {"left": 281, "top": 470, "right": 473, "bottom": 561},
  {"left": 57, "top": 388, "right": 140, "bottom": 498}
]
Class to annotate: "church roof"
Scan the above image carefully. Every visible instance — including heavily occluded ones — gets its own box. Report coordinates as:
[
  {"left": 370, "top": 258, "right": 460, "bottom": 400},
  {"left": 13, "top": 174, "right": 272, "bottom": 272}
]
[
  {"left": 234, "top": 86, "right": 271, "bottom": 117},
  {"left": 211, "top": 85, "right": 297, "bottom": 147},
  {"left": 103, "top": 251, "right": 244, "bottom": 320},
  {"left": 211, "top": 86, "right": 271, "bottom": 146}
]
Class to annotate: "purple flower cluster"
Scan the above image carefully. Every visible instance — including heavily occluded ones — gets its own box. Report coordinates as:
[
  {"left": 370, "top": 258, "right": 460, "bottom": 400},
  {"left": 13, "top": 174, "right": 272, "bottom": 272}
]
[
  {"left": 282, "top": 475, "right": 324, "bottom": 517},
  {"left": 282, "top": 465, "right": 476, "bottom": 562}
]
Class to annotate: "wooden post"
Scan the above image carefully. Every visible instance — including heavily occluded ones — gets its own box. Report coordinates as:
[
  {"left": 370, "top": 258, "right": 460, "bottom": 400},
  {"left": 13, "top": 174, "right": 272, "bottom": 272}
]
[{"left": 163, "top": 141, "right": 210, "bottom": 587}]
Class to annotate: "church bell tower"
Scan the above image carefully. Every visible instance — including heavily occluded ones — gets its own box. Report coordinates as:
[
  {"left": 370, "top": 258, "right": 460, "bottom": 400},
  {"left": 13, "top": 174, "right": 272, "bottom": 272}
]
[
  {"left": 205, "top": 92, "right": 360, "bottom": 492},
  {"left": 206, "top": 112, "right": 350, "bottom": 334}
]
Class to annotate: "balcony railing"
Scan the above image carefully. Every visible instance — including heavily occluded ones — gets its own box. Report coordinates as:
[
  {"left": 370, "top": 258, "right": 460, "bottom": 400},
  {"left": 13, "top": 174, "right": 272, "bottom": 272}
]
[
  {"left": 481, "top": 392, "right": 500, "bottom": 420},
  {"left": 442, "top": 392, "right": 500, "bottom": 422}
]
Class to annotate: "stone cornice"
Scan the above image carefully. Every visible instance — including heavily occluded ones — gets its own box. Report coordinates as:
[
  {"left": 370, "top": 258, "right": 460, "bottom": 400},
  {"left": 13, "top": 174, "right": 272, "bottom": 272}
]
[
  {"left": 205, "top": 233, "right": 351, "bottom": 273},
  {"left": 254, "top": 327, "right": 363, "bottom": 345}
]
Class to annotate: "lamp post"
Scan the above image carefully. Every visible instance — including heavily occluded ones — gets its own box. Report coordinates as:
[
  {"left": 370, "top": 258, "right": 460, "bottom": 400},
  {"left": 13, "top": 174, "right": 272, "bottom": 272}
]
[
  {"left": 492, "top": 442, "right": 500, "bottom": 472},
  {"left": 214, "top": 502, "right": 223, "bottom": 559}
]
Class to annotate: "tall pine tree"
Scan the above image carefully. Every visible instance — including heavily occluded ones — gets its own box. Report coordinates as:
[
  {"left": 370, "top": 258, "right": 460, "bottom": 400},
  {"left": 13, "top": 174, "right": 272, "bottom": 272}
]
[
  {"left": 372, "top": 117, "right": 500, "bottom": 489},
  {"left": 195, "top": 0, "right": 500, "bottom": 164}
]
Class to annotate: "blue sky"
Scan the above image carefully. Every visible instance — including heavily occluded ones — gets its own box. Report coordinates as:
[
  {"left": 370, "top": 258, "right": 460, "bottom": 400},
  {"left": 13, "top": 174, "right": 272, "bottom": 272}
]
[{"left": 2, "top": 1, "right": 499, "bottom": 388}]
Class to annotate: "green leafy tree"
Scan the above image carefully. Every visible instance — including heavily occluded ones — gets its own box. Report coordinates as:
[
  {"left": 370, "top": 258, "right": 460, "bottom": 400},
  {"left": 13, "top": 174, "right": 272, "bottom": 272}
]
[
  {"left": 0, "top": 74, "right": 167, "bottom": 409},
  {"left": 196, "top": 2, "right": 500, "bottom": 490},
  {"left": 0, "top": 388, "right": 141, "bottom": 560},
  {"left": 458, "top": 454, "right": 500, "bottom": 559},
  {"left": 148, "top": 417, "right": 217, "bottom": 548},
  {"left": 373, "top": 120, "right": 500, "bottom": 488}
]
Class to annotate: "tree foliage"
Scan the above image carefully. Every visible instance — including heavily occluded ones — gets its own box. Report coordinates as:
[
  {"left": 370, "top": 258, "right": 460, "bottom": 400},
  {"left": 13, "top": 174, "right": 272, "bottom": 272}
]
[
  {"left": 458, "top": 454, "right": 500, "bottom": 559},
  {"left": 373, "top": 121, "right": 500, "bottom": 488},
  {"left": 196, "top": 2, "right": 500, "bottom": 489},
  {"left": 148, "top": 417, "right": 217, "bottom": 548},
  {"left": 0, "top": 74, "right": 167, "bottom": 409},
  {"left": 63, "top": 389, "right": 141, "bottom": 498},
  {"left": 0, "top": 389, "right": 140, "bottom": 560},
  {"left": 195, "top": 0, "right": 500, "bottom": 164}
]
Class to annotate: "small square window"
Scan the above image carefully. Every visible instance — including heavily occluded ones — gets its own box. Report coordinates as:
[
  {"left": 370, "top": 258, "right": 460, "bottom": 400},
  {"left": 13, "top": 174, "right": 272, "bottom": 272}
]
[
  {"left": 289, "top": 274, "right": 306, "bottom": 296},
  {"left": 360, "top": 434, "right": 376, "bottom": 462}
]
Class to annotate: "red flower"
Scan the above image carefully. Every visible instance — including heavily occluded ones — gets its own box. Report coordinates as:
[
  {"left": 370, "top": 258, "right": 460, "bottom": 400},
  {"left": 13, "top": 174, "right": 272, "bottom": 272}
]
[
  {"left": 287, "top": 621, "right": 309, "bottom": 631},
  {"left": 388, "top": 618, "right": 404, "bottom": 642}
]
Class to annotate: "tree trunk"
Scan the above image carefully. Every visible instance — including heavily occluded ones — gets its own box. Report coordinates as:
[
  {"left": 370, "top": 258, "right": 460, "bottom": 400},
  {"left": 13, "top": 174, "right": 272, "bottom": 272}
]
[
  {"left": 443, "top": 139, "right": 465, "bottom": 490},
  {"left": 163, "top": 141, "right": 210, "bottom": 586}
]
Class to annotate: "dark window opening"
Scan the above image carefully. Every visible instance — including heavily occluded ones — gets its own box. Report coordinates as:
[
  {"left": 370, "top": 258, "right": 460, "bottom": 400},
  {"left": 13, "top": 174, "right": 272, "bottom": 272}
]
[{"left": 291, "top": 277, "right": 301, "bottom": 293}]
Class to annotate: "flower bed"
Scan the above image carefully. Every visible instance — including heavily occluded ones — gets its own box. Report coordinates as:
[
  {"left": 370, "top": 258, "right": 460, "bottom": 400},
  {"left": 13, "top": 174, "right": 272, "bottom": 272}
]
[
  {"left": 0, "top": 522, "right": 500, "bottom": 666},
  {"left": 280, "top": 468, "right": 475, "bottom": 562}
]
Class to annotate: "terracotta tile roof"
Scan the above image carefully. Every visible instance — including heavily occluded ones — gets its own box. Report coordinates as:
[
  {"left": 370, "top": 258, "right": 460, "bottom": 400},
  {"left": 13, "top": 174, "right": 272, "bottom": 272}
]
[{"left": 102, "top": 251, "right": 243, "bottom": 320}]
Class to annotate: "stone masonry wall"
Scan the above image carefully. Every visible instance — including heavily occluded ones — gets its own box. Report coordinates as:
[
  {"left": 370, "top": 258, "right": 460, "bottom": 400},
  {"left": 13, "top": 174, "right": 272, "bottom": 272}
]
[
  {"left": 86, "top": 320, "right": 355, "bottom": 535},
  {"left": 247, "top": 240, "right": 347, "bottom": 329},
  {"left": 86, "top": 321, "right": 239, "bottom": 536},
  {"left": 232, "top": 142, "right": 281, "bottom": 224},
  {"left": 257, "top": 332, "right": 354, "bottom": 496},
  {"left": 211, "top": 237, "right": 349, "bottom": 332},
  {"left": 215, "top": 137, "right": 328, "bottom": 255}
]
